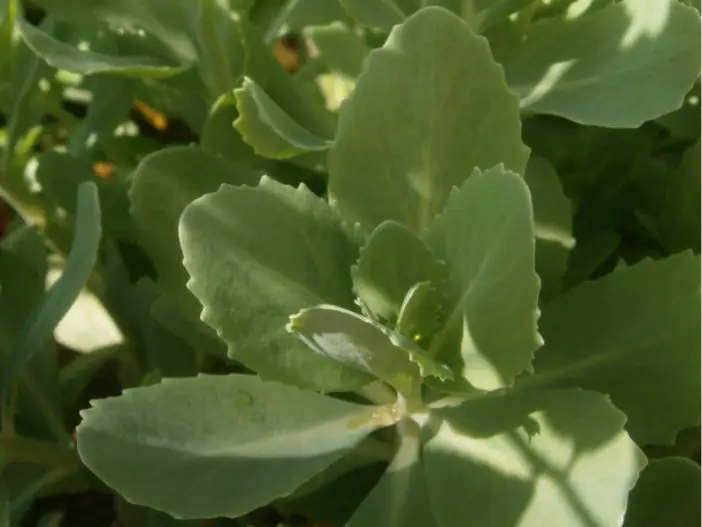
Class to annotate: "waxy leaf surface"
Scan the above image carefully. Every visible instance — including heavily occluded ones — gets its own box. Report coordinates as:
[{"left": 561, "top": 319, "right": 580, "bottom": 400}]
[
  {"left": 352, "top": 220, "right": 446, "bottom": 324},
  {"left": 179, "top": 177, "right": 371, "bottom": 391},
  {"left": 505, "top": 0, "right": 702, "bottom": 127},
  {"left": 77, "top": 374, "right": 379, "bottom": 519},
  {"left": 527, "top": 252, "right": 701, "bottom": 445},
  {"left": 329, "top": 6, "right": 528, "bottom": 235},
  {"left": 423, "top": 389, "right": 645, "bottom": 526},
  {"left": 424, "top": 166, "right": 541, "bottom": 390}
]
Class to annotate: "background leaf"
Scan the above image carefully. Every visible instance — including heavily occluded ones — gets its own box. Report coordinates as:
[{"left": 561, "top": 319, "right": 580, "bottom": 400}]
[
  {"left": 505, "top": 0, "right": 702, "bottom": 127},
  {"left": 623, "top": 457, "right": 701, "bottom": 527},
  {"left": 424, "top": 165, "right": 541, "bottom": 391},
  {"left": 525, "top": 252, "right": 701, "bottom": 445},
  {"left": 328, "top": 6, "right": 528, "bottom": 235}
]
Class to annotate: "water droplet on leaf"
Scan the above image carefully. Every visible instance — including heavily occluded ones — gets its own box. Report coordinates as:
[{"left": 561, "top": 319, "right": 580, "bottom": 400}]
[{"left": 235, "top": 390, "right": 254, "bottom": 406}]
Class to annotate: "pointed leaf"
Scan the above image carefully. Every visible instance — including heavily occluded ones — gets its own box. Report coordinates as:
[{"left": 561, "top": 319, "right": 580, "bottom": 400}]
[
  {"left": 624, "top": 458, "right": 701, "bottom": 527},
  {"left": 505, "top": 0, "right": 702, "bottom": 127},
  {"left": 526, "top": 252, "right": 701, "bottom": 445},
  {"left": 524, "top": 156, "right": 574, "bottom": 302},
  {"left": 329, "top": 6, "right": 528, "bottom": 235},
  {"left": 77, "top": 374, "right": 380, "bottom": 519},
  {"left": 179, "top": 177, "right": 371, "bottom": 391},
  {"left": 352, "top": 220, "right": 446, "bottom": 324},
  {"left": 424, "top": 389, "right": 645, "bottom": 526},
  {"left": 347, "top": 421, "right": 436, "bottom": 527},
  {"left": 17, "top": 18, "right": 186, "bottom": 77},
  {"left": 234, "top": 77, "right": 331, "bottom": 159},
  {"left": 424, "top": 165, "right": 541, "bottom": 390}
]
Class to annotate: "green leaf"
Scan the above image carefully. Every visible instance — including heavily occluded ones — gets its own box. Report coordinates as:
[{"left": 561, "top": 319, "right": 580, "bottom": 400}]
[
  {"left": 524, "top": 156, "right": 574, "bottom": 302},
  {"left": 340, "top": 0, "right": 405, "bottom": 30},
  {"left": 352, "top": 220, "right": 446, "bottom": 324},
  {"left": 76, "top": 374, "right": 381, "bottom": 519},
  {"left": 395, "top": 281, "right": 442, "bottom": 346},
  {"left": 423, "top": 165, "right": 541, "bottom": 390},
  {"left": 0, "top": 482, "right": 7, "bottom": 527},
  {"left": 288, "top": 304, "right": 419, "bottom": 394},
  {"left": 130, "top": 146, "right": 259, "bottom": 356},
  {"left": 17, "top": 18, "right": 186, "bottom": 78},
  {"left": 2, "top": 182, "right": 101, "bottom": 428},
  {"left": 424, "top": 388, "right": 645, "bottom": 526},
  {"left": 624, "top": 458, "right": 701, "bottom": 527},
  {"left": 505, "top": 0, "right": 702, "bottom": 127},
  {"left": 304, "top": 22, "right": 369, "bottom": 79},
  {"left": 526, "top": 252, "right": 701, "bottom": 445},
  {"left": 36, "top": 152, "right": 132, "bottom": 238},
  {"left": 234, "top": 77, "right": 332, "bottom": 159},
  {"left": 347, "top": 421, "right": 436, "bottom": 527},
  {"left": 329, "top": 6, "right": 528, "bottom": 235},
  {"left": 179, "top": 177, "right": 372, "bottom": 391}
]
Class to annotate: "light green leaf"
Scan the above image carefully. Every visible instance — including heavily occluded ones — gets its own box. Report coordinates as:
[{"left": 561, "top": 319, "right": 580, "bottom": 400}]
[
  {"left": 424, "top": 389, "right": 645, "bottom": 526},
  {"left": 395, "top": 281, "right": 442, "bottom": 346},
  {"left": 347, "top": 421, "right": 436, "bottom": 527},
  {"left": 287, "top": 304, "right": 418, "bottom": 394},
  {"left": 130, "top": 146, "right": 259, "bottom": 356},
  {"left": 304, "top": 22, "right": 369, "bottom": 79},
  {"left": 17, "top": 18, "right": 186, "bottom": 77},
  {"left": 352, "top": 220, "right": 446, "bottom": 324},
  {"left": 340, "top": 0, "right": 405, "bottom": 29},
  {"left": 77, "top": 374, "right": 380, "bottom": 519},
  {"left": 624, "top": 458, "right": 701, "bottom": 527},
  {"left": 505, "top": 0, "right": 702, "bottom": 127},
  {"left": 424, "top": 165, "right": 541, "bottom": 390},
  {"left": 524, "top": 156, "right": 574, "bottom": 302},
  {"left": 526, "top": 252, "right": 701, "bottom": 445},
  {"left": 329, "top": 6, "right": 528, "bottom": 235},
  {"left": 234, "top": 77, "right": 331, "bottom": 159},
  {"left": 2, "top": 183, "right": 101, "bottom": 428},
  {"left": 179, "top": 177, "right": 371, "bottom": 391}
]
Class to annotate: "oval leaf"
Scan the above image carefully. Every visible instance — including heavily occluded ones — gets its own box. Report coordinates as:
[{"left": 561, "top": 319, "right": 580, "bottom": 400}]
[
  {"left": 423, "top": 389, "right": 646, "bottom": 526},
  {"left": 525, "top": 251, "right": 701, "bottom": 445},
  {"left": 329, "top": 6, "right": 528, "bottom": 235},
  {"left": 505, "top": 0, "right": 702, "bottom": 127},
  {"left": 423, "top": 165, "right": 541, "bottom": 391},
  {"left": 77, "top": 374, "right": 380, "bottom": 519},
  {"left": 179, "top": 177, "right": 372, "bottom": 391}
]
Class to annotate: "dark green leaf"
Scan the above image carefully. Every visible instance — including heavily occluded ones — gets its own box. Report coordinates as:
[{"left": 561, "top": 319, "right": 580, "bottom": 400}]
[
  {"left": 527, "top": 252, "right": 701, "bottom": 445},
  {"left": 624, "top": 458, "right": 701, "bottom": 527}
]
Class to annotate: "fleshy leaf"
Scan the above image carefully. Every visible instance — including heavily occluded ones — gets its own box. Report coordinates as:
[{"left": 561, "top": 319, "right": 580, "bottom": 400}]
[
  {"left": 623, "top": 458, "right": 701, "bottom": 527},
  {"left": 347, "top": 421, "right": 436, "bottom": 527},
  {"left": 179, "top": 177, "right": 372, "bottom": 391},
  {"left": 525, "top": 252, "right": 701, "bottom": 445},
  {"left": 524, "top": 156, "right": 574, "bottom": 302},
  {"left": 287, "top": 304, "right": 419, "bottom": 394},
  {"left": 340, "top": 0, "right": 405, "bottom": 30},
  {"left": 352, "top": 220, "right": 446, "bottom": 324},
  {"left": 77, "top": 374, "right": 380, "bottom": 519},
  {"left": 423, "top": 165, "right": 541, "bottom": 390},
  {"left": 130, "top": 146, "right": 260, "bottom": 357},
  {"left": 505, "top": 0, "right": 702, "bottom": 127},
  {"left": 328, "top": 6, "right": 528, "bottom": 235},
  {"left": 423, "top": 389, "right": 645, "bottom": 526},
  {"left": 17, "top": 18, "right": 186, "bottom": 78},
  {"left": 234, "top": 77, "right": 332, "bottom": 159},
  {"left": 395, "top": 281, "right": 442, "bottom": 346}
]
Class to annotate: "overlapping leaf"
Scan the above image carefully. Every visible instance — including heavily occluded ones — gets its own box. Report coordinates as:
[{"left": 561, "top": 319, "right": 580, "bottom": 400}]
[{"left": 329, "top": 6, "right": 528, "bottom": 235}]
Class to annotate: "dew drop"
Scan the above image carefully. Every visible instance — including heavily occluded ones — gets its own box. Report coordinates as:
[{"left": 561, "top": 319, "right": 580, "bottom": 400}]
[{"left": 235, "top": 390, "right": 254, "bottom": 406}]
